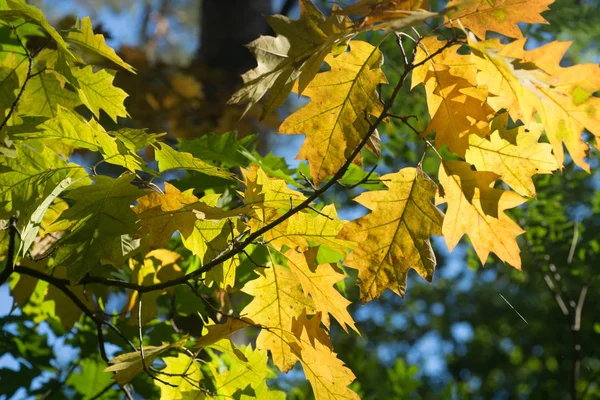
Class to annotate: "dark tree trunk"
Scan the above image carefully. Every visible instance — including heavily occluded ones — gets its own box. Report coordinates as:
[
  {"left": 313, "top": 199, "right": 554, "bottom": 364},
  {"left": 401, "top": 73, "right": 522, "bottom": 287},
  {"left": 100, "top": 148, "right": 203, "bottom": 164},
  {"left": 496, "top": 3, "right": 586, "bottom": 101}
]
[{"left": 198, "top": 0, "right": 272, "bottom": 96}]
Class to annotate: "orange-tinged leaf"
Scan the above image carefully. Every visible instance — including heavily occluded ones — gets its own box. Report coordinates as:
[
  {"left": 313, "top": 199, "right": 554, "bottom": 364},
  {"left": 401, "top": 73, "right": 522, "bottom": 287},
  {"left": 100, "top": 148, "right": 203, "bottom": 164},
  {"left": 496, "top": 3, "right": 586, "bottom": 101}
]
[
  {"left": 438, "top": 161, "right": 526, "bottom": 269},
  {"left": 466, "top": 120, "right": 558, "bottom": 197},
  {"left": 133, "top": 182, "right": 239, "bottom": 249},
  {"left": 470, "top": 38, "right": 599, "bottom": 170},
  {"left": 279, "top": 40, "right": 387, "bottom": 185},
  {"left": 284, "top": 248, "right": 357, "bottom": 333},
  {"left": 241, "top": 264, "right": 316, "bottom": 372},
  {"left": 446, "top": 0, "right": 552, "bottom": 39},
  {"left": 339, "top": 168, "right": 443, "bottom": 302},
  {"left": 413, "top": 38, "right": 493, "bottom": 156},
  {"left": 421, "top": 72, "right": 495, "bottom": 156},
  {"left": 334, "top": 0, "right": 436, "bottom": 31}
]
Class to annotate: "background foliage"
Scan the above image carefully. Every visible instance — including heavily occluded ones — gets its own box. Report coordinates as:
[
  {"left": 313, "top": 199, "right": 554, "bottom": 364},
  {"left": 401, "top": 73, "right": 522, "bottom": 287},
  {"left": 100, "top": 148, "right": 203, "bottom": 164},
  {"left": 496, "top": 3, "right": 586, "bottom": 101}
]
[{"left": 0, "top": 0, "right": 599, "bottom": 399}]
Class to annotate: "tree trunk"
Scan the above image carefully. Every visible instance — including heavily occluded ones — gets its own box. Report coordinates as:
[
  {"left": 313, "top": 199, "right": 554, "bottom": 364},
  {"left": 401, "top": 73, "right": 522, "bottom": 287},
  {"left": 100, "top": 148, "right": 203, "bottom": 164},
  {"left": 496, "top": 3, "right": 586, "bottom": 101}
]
[{"left": 198, "top": 0, "right": 272, "bottom": 97}]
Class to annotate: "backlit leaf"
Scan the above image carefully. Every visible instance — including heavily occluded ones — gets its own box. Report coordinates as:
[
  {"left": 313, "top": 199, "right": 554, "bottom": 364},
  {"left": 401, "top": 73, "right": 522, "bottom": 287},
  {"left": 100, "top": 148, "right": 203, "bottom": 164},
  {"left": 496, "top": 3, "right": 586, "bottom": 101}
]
[
  {"left": 279, "top": 40, "right": 387, "bottom": 185},
  {"left": 339, "top": 168, "right": 443, "bottom": 302},
  {"left": 437, "top": 161, "right": 525, "bottom": 269}
]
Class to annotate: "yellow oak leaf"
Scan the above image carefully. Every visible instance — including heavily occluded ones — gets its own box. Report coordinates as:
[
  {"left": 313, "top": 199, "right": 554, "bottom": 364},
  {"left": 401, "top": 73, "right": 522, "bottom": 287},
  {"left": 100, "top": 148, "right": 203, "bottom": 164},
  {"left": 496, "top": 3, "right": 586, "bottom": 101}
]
[
  {"left": 210, "top": 342, "right": 276, "bottom": 399},
  {"left": 194, "top": 317, "right": 254, "bottom": 348},
  {"left": 268, "top": 204, "right": 356, "bottom": 254},
  {"left": 466, "top": 120, "right": 558, "bottom": 197},
  {"left": 228, "top": 0, "right": 353, "bottom": 117},
  {"left": 412, "top": 38, "right": 493, "bottom": 156},
  {"left": 412, "top": 36, "right": 478, "bottom": 91},
  {"left": 284, "top": 248, "right": 357, "bottom": 333},
  {"left": 181, "top": 218, "right": 241, "bottom": 290},
  {"left": 446, "top": 0, "right": 552, "bottom": 39},
  {"left": 156, "top": 354, "right": 204, "bottom": 400},
  {"left": 242, "top": 166, "right": 306, "bottom": 212},
  {"left": 338, "top": 168, "right": 443, "bottom": 302},
  {"left": 124, "top": 249, "right": 183, "bottom": 325},
  {"left": 241, "top": 264, "right": 316, "bottom": 372},
  {"left": 279, "top": 40, "right": 387, "bottom": 185},
  {"left": 291, "top": 312, "right": 359, "bottom": 400},
  {"left": 470, "top": 38, "right": 599, "bottom": 170},
  {"left": 438, "top": 161, "right": 526, "bottom": 269}
]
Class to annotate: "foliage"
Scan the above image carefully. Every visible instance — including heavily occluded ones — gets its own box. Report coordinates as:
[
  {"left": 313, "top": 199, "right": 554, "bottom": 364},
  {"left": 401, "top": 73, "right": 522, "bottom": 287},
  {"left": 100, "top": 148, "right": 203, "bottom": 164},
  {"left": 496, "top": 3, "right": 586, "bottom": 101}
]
[{"left": 0, "top": 0, "right": 598, "bottom": 399}]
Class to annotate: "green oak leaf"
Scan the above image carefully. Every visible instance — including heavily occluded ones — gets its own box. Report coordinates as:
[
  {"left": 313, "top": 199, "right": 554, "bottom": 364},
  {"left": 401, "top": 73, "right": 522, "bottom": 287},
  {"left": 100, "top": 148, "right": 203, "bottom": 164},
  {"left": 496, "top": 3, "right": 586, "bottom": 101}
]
[
  {"left": 67, "top": 16, "right": 136, "bottom": 73},
  {"left": 49, "top": 173, "right": 146, "bottom": 281},
  {"left": 17, "top": 72, "right": 81, "bottom": 117},
  {"left": 155, "top": 142, "right": 236, "bottom": 180},
  {"left": 0, "top": 144, "right": 89, "bottom": 223},
  {"left": 0, "top": 0, "right": 77, "bottom": 60},
  {"left": 71, "top": 65, "right": 129, "bottom": 122}
]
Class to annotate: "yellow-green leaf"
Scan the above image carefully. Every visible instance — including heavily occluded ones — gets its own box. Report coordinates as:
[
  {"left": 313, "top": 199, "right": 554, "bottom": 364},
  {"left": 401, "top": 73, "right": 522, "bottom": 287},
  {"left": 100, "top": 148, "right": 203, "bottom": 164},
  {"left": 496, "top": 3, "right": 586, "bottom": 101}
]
[
  {"left": 465, "top": 119, "right": 558, "bottom": 197},
  {"left": 67, "top": 17, "right": 136, "bottom": 73}
]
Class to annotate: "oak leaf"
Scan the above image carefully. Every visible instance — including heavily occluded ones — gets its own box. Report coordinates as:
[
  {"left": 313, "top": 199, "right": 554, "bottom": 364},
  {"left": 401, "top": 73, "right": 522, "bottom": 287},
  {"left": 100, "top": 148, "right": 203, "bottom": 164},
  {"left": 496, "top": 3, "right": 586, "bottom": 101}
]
[
  {"left": 49, "top": 174, "right": 146, "bottom": 281},
  {"left": 105, "top": 338, "right": 188, "bottom": 385},
  {"left": 470, "top": 38, "right": 600, "bottom": 170},
  {"left": 446, "top": 0, "right": 552, "bottom": 39},
  {"left": 133, "top": 182, "right": 239, "bottom": 250},
  {"left": 17, "top": 72, "right": 81, "bottom": 117},
  {"left": 241, "top": 264, "right": 316, "bottom": 372},
  {"left": 438, "top": 161, "right": 525, "bottom": 269},
  {"left": 71, "top": 65, "right": 128, "bottom": 122},
  {"left": 228, "top": 0, "right": 352, "bottom": 117},
  {"left": 124, "top": 249, "right": 183, "bottom": 326},
  {"left": 0, "top": 144, "right": 89, "bottom": 223},
  {"left": 268, "top": 204, "right": 355, "bottom": 255},
  {"left": 155, "top": 142, "right": 235, "bottom": 180},
  {"left": 210, "top": 341, "right": 276, "bottom": 398},
  {"left": 157, "top": 354, "right": 204, "bottom": 399},
  {"left": 284, "top": 248, "right": 357, "bottom": 333},
  {"left": 339, "top": 168, "right": 443, "bottom": 302},
  {"left": 466, "top": 119, "right": 558, "bottom": 197},
  {"left": 291, "top": 312, "right": 359, "bottom": 400},
  {"left": 279, "top": 40, "right": 387, "bottom": 185},
  {"left": 67, "top": 16, "right": 136, "bottom": 73}
]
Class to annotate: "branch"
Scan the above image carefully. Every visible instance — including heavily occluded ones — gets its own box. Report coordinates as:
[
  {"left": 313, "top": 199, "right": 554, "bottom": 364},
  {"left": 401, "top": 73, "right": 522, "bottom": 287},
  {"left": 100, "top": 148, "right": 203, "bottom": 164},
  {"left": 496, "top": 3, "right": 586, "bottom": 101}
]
[
  {"left": 0, "top": 216, "right": 18, "bottom": 286},
  {"left": 12, "top": 265, "right": 136, "bottom": 352},
  {"left": 9, "top": 37, "right": 463, "bottom": 300},
  {"left": 120, "top": 34, "right": 465, "bottom": 294}
]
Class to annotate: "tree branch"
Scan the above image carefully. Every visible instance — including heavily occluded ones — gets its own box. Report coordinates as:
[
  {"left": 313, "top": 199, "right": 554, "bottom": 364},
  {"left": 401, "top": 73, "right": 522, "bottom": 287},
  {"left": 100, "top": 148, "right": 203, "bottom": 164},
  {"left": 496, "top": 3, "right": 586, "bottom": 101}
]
[{"left": 0, "top": 216, "right": 18, "bottom": 286}]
